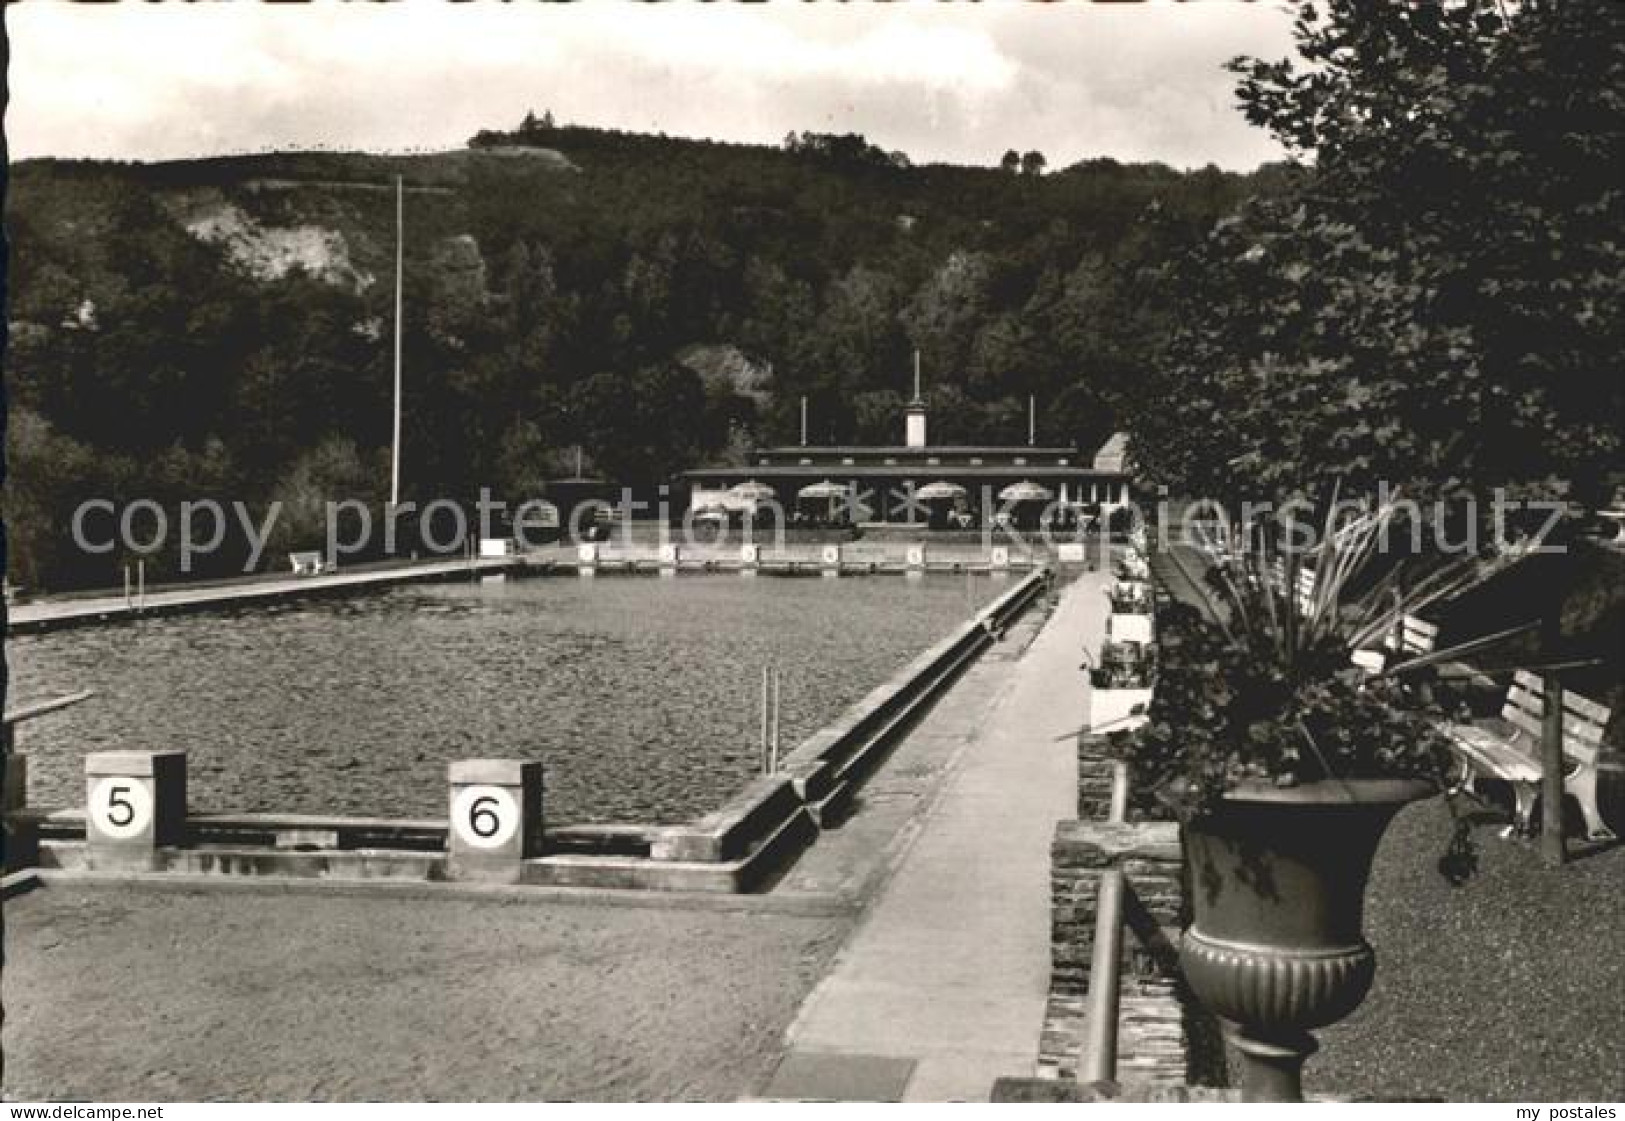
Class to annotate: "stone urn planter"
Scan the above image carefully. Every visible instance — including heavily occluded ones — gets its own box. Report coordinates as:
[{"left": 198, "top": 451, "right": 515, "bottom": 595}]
[{"left": 1178, "top": 778, "right": 1434, "bottom": 1102}]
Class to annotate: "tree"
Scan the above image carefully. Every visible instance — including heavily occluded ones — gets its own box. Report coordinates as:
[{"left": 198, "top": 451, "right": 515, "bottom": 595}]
[
  {"left": 492, "top": 419, "right": 552, "bottom": 506},
  {"left": 806, "top": 265, "right": 910, "bottom": 425},
  {"left": 1128, "top": 0, "right": 1625, "bottom": 512},
  {"left": 3, "top": 410, "right": 137, "bottom": 591},
  {"left": 1000, "top": 149, "right": 1022, "bottom": 174},
  {"left": 573, "top": 363, "right": 709, "bottom": 489},
  {"left": 518, "top": 110, "right": 555, "bottom": 137},
  {"left": 1020, "top": 151, "right": 1047, "bottom": 177},
  {"left": 266, "top": 436, "right": 383, "bottom": 562},
  {"left": 903, "top": 251, "right": 993, "bottom": 387}
]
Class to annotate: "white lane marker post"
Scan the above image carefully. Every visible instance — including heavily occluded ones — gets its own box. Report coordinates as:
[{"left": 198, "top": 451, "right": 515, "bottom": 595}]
[
  {"left": 84, "top": 750, "right": 187, "bottom": 871},
  {"left": 447, "top": 759, "right": 544, "bottom": 884},
  {"left": 770, "top": 667, "right": 782, "bottom": 774},
  {"left": 760, "top": 665, "right": 771, "bottom": 774}
]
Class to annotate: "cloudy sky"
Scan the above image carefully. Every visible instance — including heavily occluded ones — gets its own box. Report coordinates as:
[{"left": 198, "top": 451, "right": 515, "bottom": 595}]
[{"left": 8, "top": 1, "right": 1298, "bottom": 171}]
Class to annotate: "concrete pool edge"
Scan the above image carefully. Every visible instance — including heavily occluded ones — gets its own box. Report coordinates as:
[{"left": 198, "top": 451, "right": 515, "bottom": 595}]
[
  {"left": 649, "top": 566, "right": 1050, "bottom": 861},
  {"left": 8, "top": 540, "right": 1068, "bottom": 635},
  {"left": 17, "top": 867, "right": 856, "bottom": 917},
  {"left": 9, "top": 568, "right": 1054, "bottom": 896}
]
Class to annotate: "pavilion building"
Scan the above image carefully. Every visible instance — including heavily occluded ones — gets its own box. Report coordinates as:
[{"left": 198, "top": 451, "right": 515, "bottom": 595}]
[{"left": 679, "top": 381, "right": 1131, "bottom": 528}]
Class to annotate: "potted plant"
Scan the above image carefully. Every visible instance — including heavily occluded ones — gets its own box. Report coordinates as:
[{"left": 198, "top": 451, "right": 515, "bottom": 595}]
[
  {"left": 1084, "top": 639, "right": 1158, "bottom": 735},
  {"left": 1116, "top": 552, "right": 1151, "bottom": 582},
  {"left": 1090, "top": 639, "right": 1157, "bottom": 690},
  {"left": 1110, "top": 500, "right": 1528, "bottom": 1101},
  {"left": 1107, "top": 580, "right": 1154, "bottom": 616}
]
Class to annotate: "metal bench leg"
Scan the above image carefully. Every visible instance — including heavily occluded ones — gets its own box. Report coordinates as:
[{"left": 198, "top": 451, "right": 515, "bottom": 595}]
[
  {"left": 1565, "top": 766, "right": 1617, "bottom": 843},
  {"left": 1446, "top": 756, "right": 1476, "bottom": 799},
  {"left": 1506, "top": 782, "right": 1539, "bottom": 840}
]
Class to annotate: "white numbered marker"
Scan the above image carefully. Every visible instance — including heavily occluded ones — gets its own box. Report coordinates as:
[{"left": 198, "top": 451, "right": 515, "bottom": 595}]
[
  {"left": 89, "top": 776, "right": 154, "bottom": 840},
  {"left": 451, "top": 785, "right": 520, "bottom": 850}
]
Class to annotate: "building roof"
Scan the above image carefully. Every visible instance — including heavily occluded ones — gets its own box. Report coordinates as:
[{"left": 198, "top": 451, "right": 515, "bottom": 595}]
[
  {"left": 680, "top": 463, "right": 1123, "bottom": 480},
  {"left": 681, "top": 435, "right": 1130, "bottom": 481},
  {"left": 754, "top": 444, "right": 1079, "bottom": 457},
  {"left": 1093, "top": 432, "right": 1129, "bottom": 472}
]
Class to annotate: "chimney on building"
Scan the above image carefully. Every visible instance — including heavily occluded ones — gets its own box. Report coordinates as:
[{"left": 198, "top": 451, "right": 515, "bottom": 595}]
[{"left": 905, "top": 350, "right": 927, "bottom": 448}]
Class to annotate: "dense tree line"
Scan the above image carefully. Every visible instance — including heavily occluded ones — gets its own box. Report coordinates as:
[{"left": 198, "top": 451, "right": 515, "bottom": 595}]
[
  {"left": 4, "top": 122, "right": 1267, "bottom": 590},
  {"left": 1118, "top": 0, "right": 1624, "bottom": 727},
  {"left": 1126, "top": 0, "right": 1623, "bottom": 513}
]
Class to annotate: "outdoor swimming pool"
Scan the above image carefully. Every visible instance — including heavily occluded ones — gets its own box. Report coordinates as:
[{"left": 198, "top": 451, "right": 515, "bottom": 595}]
[{"left": 8, "top": 572, "right": 1006, "bottom": 824}]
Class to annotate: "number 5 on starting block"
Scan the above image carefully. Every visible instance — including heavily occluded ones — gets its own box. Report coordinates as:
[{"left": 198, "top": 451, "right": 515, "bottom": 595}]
[{"left": 85, "top": 751, "right": 187, "bottom": 871}]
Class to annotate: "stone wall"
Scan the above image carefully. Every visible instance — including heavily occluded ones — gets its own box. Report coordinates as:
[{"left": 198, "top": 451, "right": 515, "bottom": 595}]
[
  {"left": 1032, "top": 542, "right": 1233, "bottom": 1094},
  {"left": 1076, "top": 734, "right": 1117, "bottom": 820},
  {"left": 1039, "top": 819, "right": 1224, "bottom": 1089}
]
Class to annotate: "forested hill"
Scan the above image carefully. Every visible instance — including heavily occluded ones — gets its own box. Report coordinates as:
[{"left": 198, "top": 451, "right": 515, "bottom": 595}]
[{"left": 5, "top": 118, "right": 1277, "bottom": 589}]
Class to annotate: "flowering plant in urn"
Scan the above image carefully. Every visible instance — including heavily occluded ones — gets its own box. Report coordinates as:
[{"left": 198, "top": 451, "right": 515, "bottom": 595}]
[{"left": 1110, "top": 497, "right": 1535, "bottom": 1101}]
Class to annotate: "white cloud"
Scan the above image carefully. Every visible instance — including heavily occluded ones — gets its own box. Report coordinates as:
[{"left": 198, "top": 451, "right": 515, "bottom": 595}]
[{"left": 7, "top": 0, "right": 1295, "bottom": 169}]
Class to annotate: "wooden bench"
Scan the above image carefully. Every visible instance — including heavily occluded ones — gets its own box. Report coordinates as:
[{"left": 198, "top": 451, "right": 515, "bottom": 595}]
[
  {"left": 1445, "top": 669, "right": 1615, "bottom": 841},
  {"left": 1389, "top": 613, "right": 1438, "bottom": 657},
  {"left": 1359, "top": 612, "right": 1437, "bottom": 674},
  {"left": 1187, "top": 519, "right": 1229, "bottom": 562},
  {"left": 1265, "top": 558, "right": 1317, "bottom": 613},
  {"left": 288, "top": 551, "right": 326, "bottom": 576}
]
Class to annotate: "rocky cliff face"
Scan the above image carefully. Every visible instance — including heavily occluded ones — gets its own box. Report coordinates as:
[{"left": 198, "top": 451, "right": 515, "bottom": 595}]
[{"left": 174, "top": 194, "right": 373, "bottom": 291}]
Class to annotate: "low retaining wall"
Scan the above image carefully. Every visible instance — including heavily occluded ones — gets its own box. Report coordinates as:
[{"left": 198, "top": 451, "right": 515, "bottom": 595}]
[
  {"left": 1078, "top": 736, "right": 1119, "bottom": 821},
  {"left": 651, "top": 775, "right": 805, "bottom": 863},
  {"left": 1032, "top": 542, "right": 1227, "bottom": 1093},
  {"left": 1042, "top": 821, "right": 1191, "bottom": 1084}
]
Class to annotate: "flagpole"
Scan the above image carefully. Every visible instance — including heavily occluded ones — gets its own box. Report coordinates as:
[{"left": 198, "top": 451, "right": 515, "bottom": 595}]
[{"left": 390, "top": 174, "right": 403, "bottom": 509}]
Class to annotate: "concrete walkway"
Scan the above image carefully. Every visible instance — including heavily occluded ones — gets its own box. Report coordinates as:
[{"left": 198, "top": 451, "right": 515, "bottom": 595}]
[{"left": 768, "top": 570, "right": 1107, "bottom": 1101}]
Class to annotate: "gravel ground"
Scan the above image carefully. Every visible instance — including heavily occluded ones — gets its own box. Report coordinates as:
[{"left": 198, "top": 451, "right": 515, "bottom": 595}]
[
  {"left": 1313, "top": 797, "right": 1625, "bottom": 1102},
  {"left": 2, "top": 885, "right": 845, "bottom": 1101}
]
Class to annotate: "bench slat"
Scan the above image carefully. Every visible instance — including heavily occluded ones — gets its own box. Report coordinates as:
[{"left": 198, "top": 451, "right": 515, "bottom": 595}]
[
  {"left": 1446, "top": 725, "right": 1542, "bottom": 782},
  {"left": 1505, "top": 707, "right": 1606, "bottom": 749},
  {"left": 1504, "top": 674, "right": 1609, "bottom": 739},
  {"left": 1507, "top": 669, "right": 1609, "bottom": 721},
  {"left": 1564, "top": 690, "right": 1612, "bottom": 724},
  {"left": 1384, "top": 613, "right": 1437, "bottom": 655},
  {"left": 1401, "top": 616, "right": 1438, "bottom": 655}
]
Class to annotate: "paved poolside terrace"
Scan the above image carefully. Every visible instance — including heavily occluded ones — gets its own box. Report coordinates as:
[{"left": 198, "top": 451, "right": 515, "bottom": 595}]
[{"left": 2, "top": 562, "right": 1111, "bottom": 1100}]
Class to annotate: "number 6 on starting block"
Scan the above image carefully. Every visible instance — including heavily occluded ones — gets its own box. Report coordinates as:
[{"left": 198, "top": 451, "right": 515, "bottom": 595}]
[{"left": 447, "top": 760, "right": 544, "bottom": 883}]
